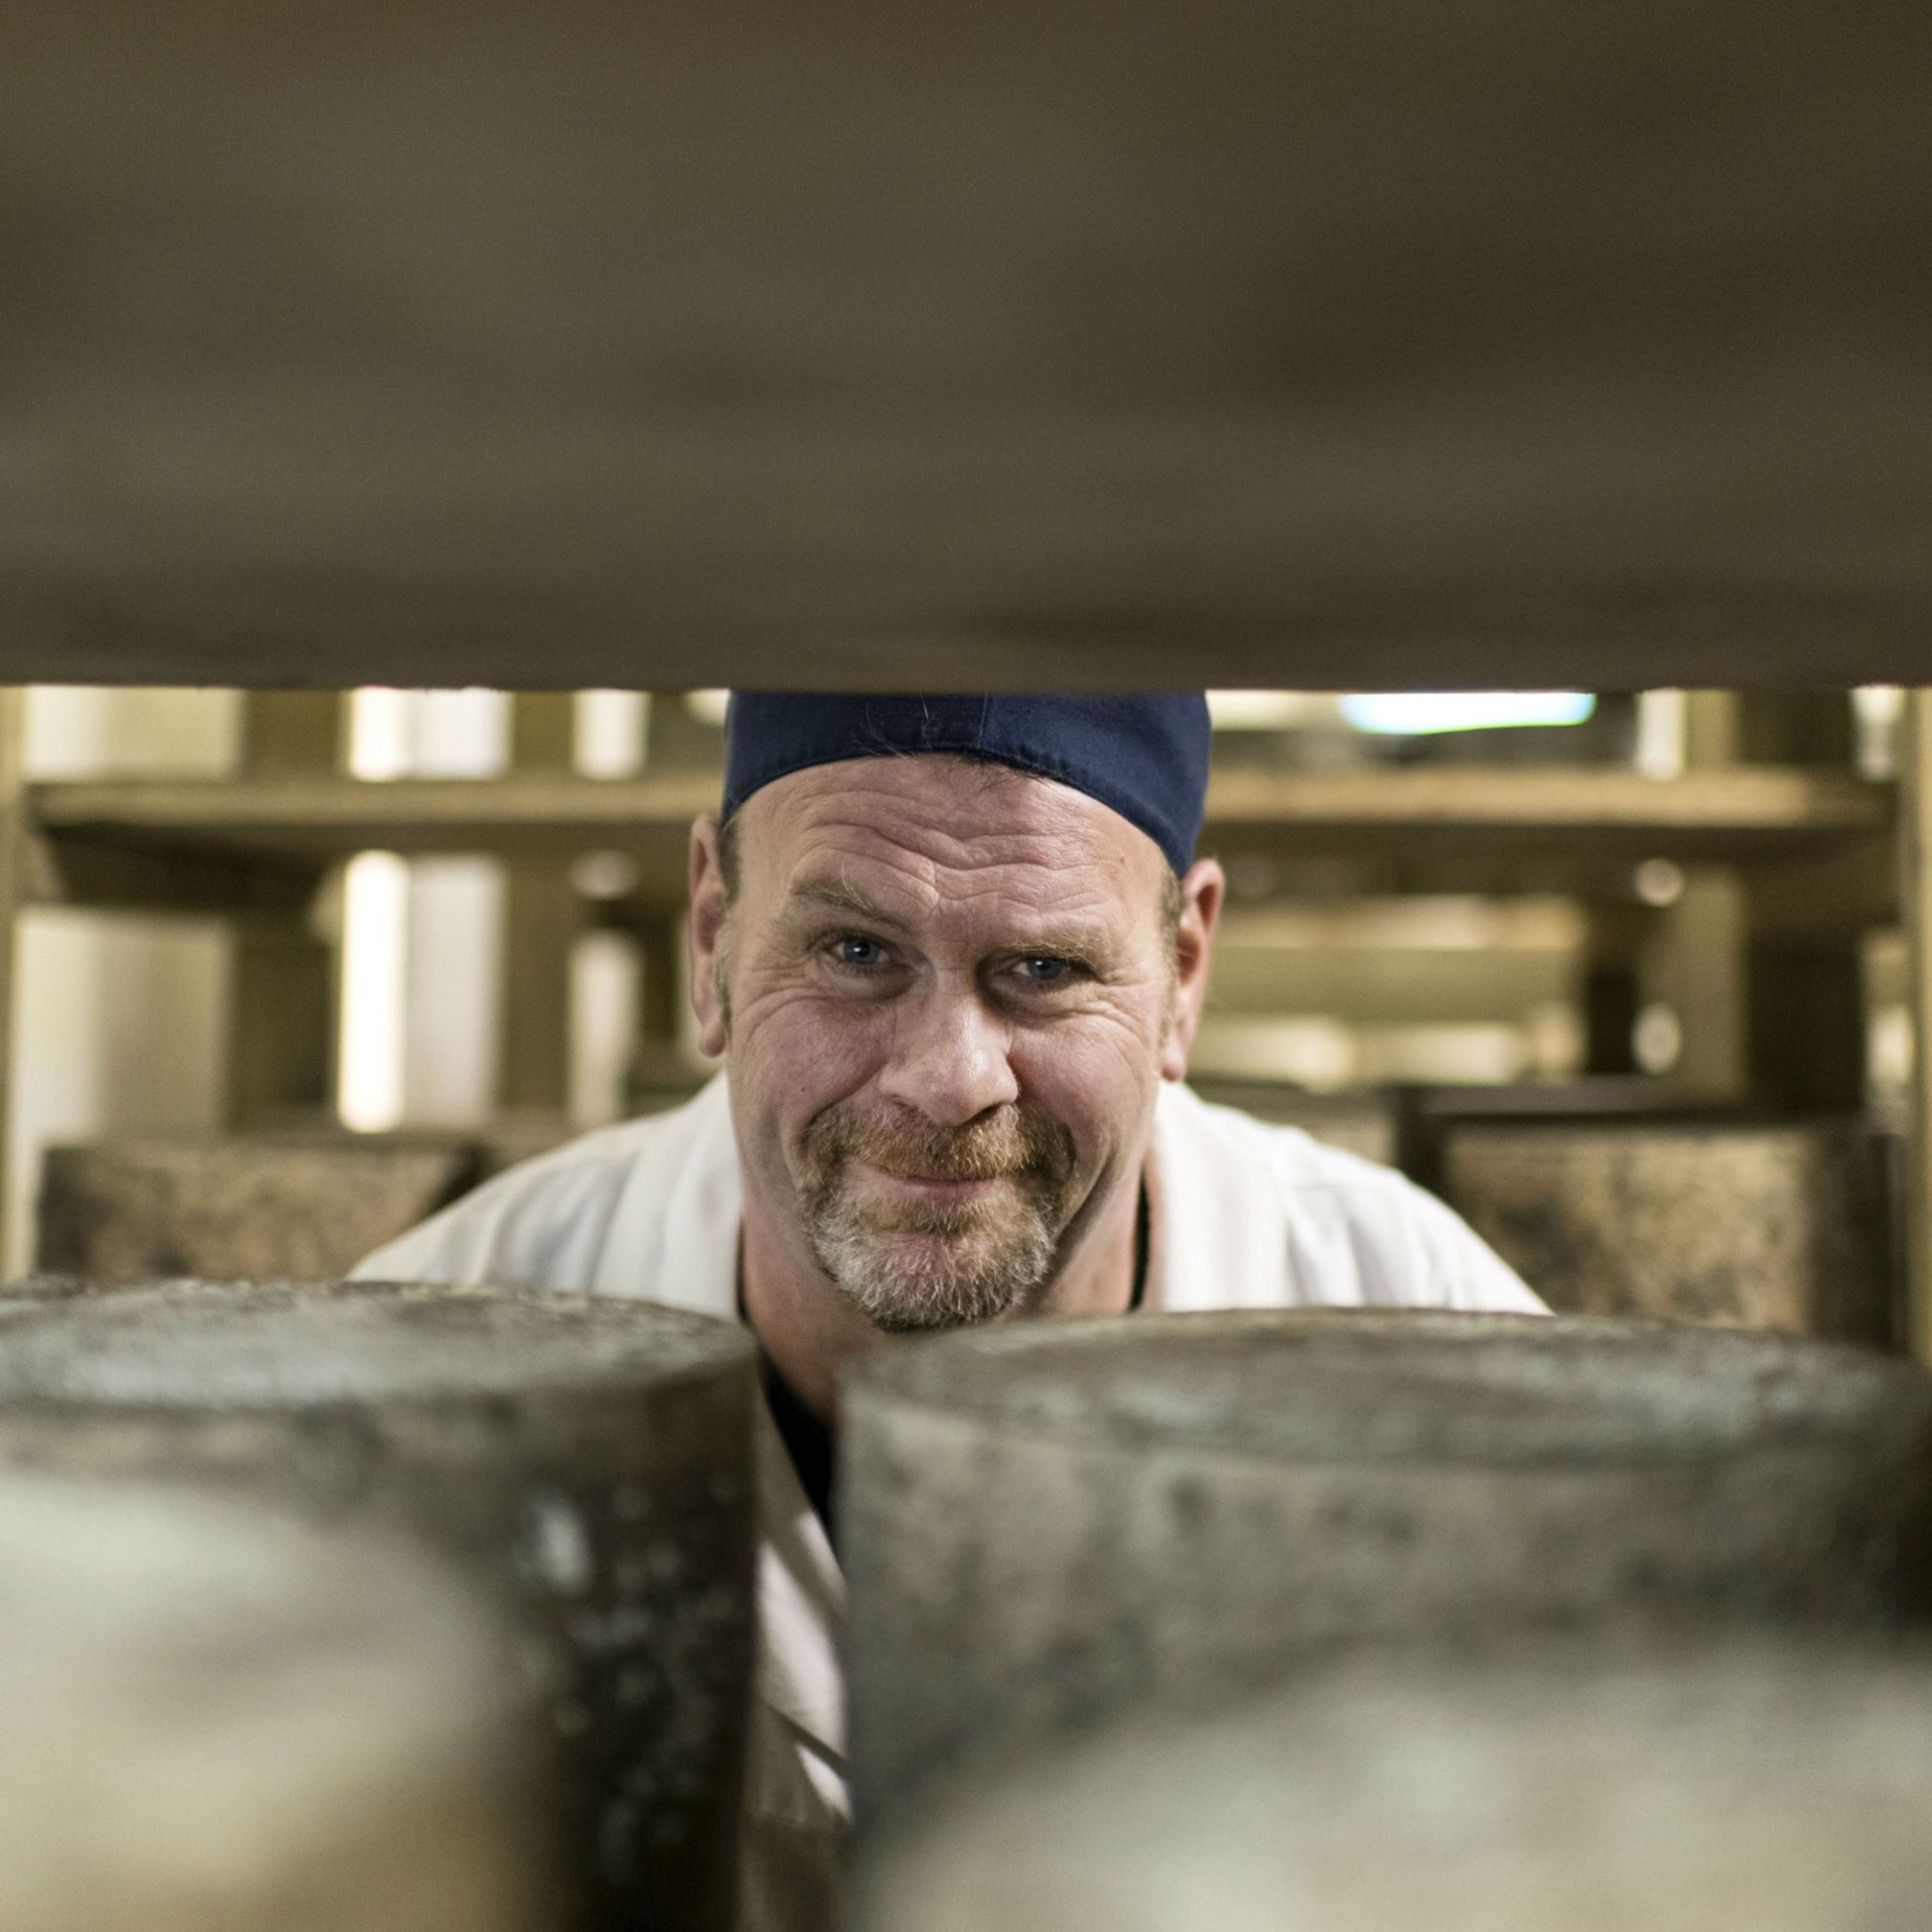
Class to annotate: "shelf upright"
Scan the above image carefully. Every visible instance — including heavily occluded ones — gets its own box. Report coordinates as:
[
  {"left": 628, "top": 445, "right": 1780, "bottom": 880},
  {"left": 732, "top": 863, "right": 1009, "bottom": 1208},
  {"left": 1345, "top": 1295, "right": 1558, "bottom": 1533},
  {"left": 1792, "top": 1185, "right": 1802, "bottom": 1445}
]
[
  {"left": 1733, "top": 696, "right": 1868, "bottom": 1112},
  {"left": 496, "top": 695, "right": 582, "bottom": 1124},
  {"left": 0, "top": 690, "right": 26, "bottom": 1265},
  {"left": 227, "top": 694, "right": 345, "bottom": 1129},
  {"left": 1900, "top": 691, "right": 1932, "bottom": 1363}
]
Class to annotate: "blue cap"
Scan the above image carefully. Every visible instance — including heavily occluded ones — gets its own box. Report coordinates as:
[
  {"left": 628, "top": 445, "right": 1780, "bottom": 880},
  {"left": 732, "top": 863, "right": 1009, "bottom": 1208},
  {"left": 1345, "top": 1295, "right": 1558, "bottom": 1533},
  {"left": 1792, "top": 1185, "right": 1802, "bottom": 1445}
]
[{"left": 721, "top": 694, "right": 1212, "bottom": 876}]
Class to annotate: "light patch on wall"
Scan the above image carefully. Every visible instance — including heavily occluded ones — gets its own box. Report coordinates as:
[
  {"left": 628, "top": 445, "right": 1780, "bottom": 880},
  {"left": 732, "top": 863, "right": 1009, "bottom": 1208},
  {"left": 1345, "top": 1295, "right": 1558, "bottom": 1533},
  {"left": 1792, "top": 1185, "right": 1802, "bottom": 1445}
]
[
  {"left": 24, "top": 688, "right": 241, "bottom": 777},
  {"left": 347, "top": 688, "right": 413, "bottom": 780},
  {"left": 571, "top": 931, "right": 640, "bottom": 1131},
  {"left": 577, "top": 691, "right": 649, "bottom": 775},
  {"left": 1855, "top": 685, "right": 1904, "bottom": 779},
  {"left": 340, "top": 689, "right": 508, "bottom": 1130},
  {"left": 7, "top": 910, "right": 231, "bottom": 1276},
  {"left": 413, "top": 689, "right": 507, "bottom": 777},
  {"left": 339, "top": 852, "right": 410, "bottom": 1132},
  {"left": 403, "top": 859, "right": 502, "bottom": 1126},
  {"left": 1634, "top": 691, "right": 1688, "bottom": 778},
  {"left": 1205, "top": 692, "right": 1344, "bottom": 731}
]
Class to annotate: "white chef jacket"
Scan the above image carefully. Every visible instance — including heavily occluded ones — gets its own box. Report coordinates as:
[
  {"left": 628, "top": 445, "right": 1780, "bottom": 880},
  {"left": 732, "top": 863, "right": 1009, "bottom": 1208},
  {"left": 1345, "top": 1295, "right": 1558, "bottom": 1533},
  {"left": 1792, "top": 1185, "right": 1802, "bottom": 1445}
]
[{"left": 353, "top": 1074, "right": 1544, "bottom": 1932}]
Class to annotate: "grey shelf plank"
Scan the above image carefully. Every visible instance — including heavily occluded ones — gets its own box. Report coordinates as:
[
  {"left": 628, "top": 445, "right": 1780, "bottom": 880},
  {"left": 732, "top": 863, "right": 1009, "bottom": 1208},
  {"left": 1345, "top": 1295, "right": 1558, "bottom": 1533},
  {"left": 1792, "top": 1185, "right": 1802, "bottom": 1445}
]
[{"left": 25, "top": 768, "right": 1893, "bottom": 918}]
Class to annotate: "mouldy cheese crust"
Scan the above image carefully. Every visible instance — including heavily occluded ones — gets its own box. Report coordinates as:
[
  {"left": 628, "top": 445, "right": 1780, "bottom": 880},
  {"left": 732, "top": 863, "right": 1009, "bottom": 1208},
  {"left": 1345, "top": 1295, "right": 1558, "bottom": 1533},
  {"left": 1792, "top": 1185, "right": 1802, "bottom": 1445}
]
[
  {"left": 854, "top": 1640, "right": 1932, "bottom": 1932},
  {"left": 847, "top": 1310, "right": 1932, "bottom": 1468},
  {"left": 841, "top": 1311, "right": 1932, "bottom": 1827},
  {"left": 0, "top": 1279, "right": 747, "bottom": 1406},
  {"left": 0, "top": 1279, "right": 760, "bottom": 1932},
  {"left": 0, "top": 1468, "right": 547, "bottom": 1932}
]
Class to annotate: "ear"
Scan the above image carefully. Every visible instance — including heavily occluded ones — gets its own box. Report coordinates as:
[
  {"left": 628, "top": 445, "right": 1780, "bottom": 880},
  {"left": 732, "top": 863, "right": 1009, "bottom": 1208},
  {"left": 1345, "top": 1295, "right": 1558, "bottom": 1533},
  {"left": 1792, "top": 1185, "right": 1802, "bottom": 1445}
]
[
  {"left": 1161, "top": 857, "right": 1225, "bottom": 1082},
  {"left": 687, "top": 815, "right": 731, "bottom": 1059}
]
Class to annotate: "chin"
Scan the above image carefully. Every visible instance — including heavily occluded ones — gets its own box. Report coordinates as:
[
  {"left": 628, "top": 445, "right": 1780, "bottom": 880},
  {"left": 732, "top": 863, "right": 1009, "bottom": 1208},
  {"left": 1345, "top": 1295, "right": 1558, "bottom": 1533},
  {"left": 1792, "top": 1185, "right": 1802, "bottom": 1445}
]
[
  {"left": 822, "top": 1229, "right": 1043, "bottom": 1334},
  {"left": 861, "top": 1292, "right": 1019, "bottom": 1337}
]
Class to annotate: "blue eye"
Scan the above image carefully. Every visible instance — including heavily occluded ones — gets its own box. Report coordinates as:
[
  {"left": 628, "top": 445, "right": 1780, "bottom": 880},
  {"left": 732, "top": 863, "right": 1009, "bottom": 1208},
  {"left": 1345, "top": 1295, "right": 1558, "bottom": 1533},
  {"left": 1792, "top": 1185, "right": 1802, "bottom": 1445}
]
[
  {"left": 1014, "top": 955, "right": 1073, "bottom": 985},
  {"left": 834, "top": 935, "right": 887, "bottom": 968}
]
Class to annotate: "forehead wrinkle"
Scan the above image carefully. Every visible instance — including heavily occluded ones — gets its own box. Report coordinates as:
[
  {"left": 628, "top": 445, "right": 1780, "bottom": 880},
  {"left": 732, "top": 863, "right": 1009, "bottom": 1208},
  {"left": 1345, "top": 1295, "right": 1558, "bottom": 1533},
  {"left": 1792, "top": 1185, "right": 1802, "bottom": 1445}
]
[
  {"left": 745, "top": 758, "right": 1168, "bottom": 937},
  {"left": 762, "top": 759, "right": 1134, "bottom": 863},
  {"left": 800, "top": 803, "right": 1087, "bottom": 884},
  {"left": 813, "top": 796, "right": 1132, "bottom": 884}
]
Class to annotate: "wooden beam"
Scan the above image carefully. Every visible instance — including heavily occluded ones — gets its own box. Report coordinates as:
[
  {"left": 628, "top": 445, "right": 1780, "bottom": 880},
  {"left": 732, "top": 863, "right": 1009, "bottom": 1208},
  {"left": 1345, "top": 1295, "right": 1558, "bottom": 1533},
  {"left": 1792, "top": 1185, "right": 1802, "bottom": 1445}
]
[
  {"left": 1658, "top": 693, "right": 1872, "bottom": 1109},
  {"left": 23, "top": 837, "right": 321, "bottom": 918},
  {"left": 1743, "top": 925, "right": 1868, "bottom": 1110},
  {"left": 632, "top": 911, "right": 683, "bottom": 1047},
  {"left": 29, "top": 765, "right": 1888, "bottom": 858},
  {"left": 29, "top": 771, "right": 719, "bottom": 860},
  {"left": 1639, "top": 872, "right": 1748, "bottom": 1100},
  {"left": 1203, "top": 766, "right": 1888, "bottom": 839},
  {"left": 1899, "top": 691, "right": 1932, "bottom": 1363},
  {"left": 495, "top": 696, "right": 581, "bottom": 1118},
  {"left": 226, "top": 696, "right": 343, "bottom": 1127},
  {"left": 241, "top": 692, "right": 349, "bottom": 774},
  {"left": 226, "top": 882, "right": 339, "bottom": 1126},
  {"left": 1733, "top": 694, "right": 1858, "bottom": 769},
  {"left": 1580, "top": 902, "right": 1645, "bottom": 1078},
  {"left": 1741, "top": 843, "right": 1899, "bottom": 941},
  {"left": 0, "top": 691, "right": 26, "bottom": 1264}
]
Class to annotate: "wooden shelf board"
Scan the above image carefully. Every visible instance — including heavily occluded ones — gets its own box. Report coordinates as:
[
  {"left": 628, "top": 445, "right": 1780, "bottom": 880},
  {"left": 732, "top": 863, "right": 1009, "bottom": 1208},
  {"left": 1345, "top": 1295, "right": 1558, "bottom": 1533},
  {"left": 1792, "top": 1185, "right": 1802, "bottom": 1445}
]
[
  {"left": 30, "top": 772, "right": 722, "bottom": 858},
  {"left": 25, "top": 766, "right": 1892, "bottom": 911},
  {"left": 1204, "top": 766, "right": 1888, "bottom": 839}
]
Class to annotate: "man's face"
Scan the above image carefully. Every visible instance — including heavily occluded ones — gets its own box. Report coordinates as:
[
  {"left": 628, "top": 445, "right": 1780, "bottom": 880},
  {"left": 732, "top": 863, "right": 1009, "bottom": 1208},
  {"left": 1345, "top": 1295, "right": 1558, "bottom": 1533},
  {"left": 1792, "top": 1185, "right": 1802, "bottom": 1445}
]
[{"left": 689, "top": 756, "right": 1217, "bottom": 1333}]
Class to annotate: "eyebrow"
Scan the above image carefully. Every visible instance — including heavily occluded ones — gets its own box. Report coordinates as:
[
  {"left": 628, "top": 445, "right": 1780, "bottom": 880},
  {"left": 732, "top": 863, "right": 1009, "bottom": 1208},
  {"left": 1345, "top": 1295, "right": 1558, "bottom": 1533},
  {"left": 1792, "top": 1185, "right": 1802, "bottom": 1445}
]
[
  {"left": 784, "top": 875, "right": 1120, "bottom": 960},
  {"left": 786, "top": 878, "right": 908, "bottom": 927}
]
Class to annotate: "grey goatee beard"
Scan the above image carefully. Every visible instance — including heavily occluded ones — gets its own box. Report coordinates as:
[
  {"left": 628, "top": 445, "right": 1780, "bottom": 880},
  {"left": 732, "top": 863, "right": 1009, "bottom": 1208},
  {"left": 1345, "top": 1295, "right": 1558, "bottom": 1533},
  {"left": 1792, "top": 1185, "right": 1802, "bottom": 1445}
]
[{"left": 797, "top": 1101, "right": 1080, "bottom": 1333}]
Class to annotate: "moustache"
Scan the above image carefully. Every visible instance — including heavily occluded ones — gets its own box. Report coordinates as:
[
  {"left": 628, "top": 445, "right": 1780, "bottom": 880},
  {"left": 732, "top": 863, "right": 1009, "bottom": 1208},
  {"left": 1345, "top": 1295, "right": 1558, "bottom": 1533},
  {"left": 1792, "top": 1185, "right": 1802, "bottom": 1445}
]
[{"left": 803, "top": 1103, "right": 1075, "bottom": 1187}]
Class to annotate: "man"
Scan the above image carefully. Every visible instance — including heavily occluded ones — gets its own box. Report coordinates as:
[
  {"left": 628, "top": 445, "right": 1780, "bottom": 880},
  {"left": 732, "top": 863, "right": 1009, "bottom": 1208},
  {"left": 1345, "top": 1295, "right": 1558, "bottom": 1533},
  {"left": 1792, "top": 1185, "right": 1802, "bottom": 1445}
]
[{"left": 355, "top": 692, "right": 1544, "bottom": 1930}]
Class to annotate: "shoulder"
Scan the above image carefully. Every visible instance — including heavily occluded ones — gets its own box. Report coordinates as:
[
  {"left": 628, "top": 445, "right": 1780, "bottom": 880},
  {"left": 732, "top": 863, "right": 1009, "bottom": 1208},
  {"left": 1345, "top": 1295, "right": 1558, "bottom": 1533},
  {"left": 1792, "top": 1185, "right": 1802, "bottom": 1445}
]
[
  {"left": 1156, "top": 1084, "right": 1545, "bottom": 1313},
  {"left": 351, "top": 1081, "right": 728, "bottom": 1292}
]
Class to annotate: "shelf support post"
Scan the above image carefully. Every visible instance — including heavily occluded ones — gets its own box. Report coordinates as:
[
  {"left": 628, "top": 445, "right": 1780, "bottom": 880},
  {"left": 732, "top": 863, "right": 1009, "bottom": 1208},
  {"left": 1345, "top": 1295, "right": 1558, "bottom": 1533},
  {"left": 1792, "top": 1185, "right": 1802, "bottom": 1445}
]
[
  {"left": 496, "top": 695, "right": 581, "bottom": 1123},
  {"left": 1899, "top": 690, "right": 1932, "bottom": 1362},
  {"left": 0, "top": 689, "right": 27, "bottom": 1268},
  {"left": 227, "top": 695, "right": 343, "bottom": 1127}
]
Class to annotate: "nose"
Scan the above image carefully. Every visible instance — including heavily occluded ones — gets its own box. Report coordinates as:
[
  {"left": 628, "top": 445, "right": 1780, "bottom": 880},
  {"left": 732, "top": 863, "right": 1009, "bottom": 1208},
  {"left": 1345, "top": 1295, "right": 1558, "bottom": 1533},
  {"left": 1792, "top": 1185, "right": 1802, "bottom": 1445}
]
[{"left": 875, "top": 987, "right": 1020, "bottom": 1129}]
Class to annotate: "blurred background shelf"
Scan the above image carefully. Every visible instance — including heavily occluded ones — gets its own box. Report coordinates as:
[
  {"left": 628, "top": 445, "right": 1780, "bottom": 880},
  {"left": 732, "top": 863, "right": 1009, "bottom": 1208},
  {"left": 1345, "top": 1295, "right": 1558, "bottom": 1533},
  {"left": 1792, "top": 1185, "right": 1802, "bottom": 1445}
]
[
  {"left": 0, "top": 683, "right": 1917, "bottom": 1346},
  {"left": 24, "top": 764, "right": 1892, "bottom": 910}
]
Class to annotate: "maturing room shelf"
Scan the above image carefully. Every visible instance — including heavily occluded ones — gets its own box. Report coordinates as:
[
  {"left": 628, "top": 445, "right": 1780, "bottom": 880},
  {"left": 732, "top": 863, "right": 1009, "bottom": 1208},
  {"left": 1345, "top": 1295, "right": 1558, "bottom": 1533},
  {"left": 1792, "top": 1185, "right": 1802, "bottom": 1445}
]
[
  {"left": 29, "top": 771, "right": 724, "bottom": 862},
  {"left": 1201, "top": 765, "right": 1887, "bottom": 835},
  {"left": 20, "top": 765, "right": 1895, "bottom": 914}
]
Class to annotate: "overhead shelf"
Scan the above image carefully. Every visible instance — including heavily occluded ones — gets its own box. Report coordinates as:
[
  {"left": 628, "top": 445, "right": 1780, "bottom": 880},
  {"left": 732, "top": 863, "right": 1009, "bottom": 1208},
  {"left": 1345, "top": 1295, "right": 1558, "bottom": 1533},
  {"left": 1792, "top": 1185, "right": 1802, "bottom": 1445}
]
[{"left": 1, "top": 1, "right": 1928, "bottom": 690}]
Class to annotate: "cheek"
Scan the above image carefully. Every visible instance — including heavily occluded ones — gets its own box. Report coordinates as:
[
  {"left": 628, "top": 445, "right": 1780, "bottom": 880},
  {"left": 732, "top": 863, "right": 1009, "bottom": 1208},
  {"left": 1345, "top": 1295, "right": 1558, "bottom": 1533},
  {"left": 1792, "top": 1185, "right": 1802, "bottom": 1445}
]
[
  {"left": 731, "top": 984, "right": 885, "bottom": 1121},
  {"left": 1009, "top": 1009, "right": 1166, "bottom": 1150}
]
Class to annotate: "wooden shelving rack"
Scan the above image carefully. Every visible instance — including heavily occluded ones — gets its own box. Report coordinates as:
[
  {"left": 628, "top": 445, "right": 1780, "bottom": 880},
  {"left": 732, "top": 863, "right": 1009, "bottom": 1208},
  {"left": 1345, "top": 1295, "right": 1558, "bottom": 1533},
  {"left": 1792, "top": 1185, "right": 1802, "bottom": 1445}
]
[
  {"left": 0, "top": 688, "right": 1906, "bottom": 1279},
  {"left": 18, "top": 762, "right": 1889, "bottom": 907}
]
